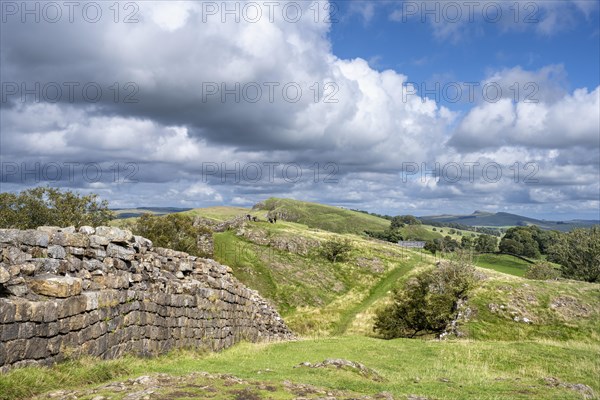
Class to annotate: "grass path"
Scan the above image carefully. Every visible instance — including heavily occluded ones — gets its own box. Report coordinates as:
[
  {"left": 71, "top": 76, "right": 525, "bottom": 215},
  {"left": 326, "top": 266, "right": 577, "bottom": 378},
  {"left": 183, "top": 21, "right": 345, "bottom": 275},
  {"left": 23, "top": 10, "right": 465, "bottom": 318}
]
[{"left": 333, "top": 260, "right": 416, "bottom": 335}]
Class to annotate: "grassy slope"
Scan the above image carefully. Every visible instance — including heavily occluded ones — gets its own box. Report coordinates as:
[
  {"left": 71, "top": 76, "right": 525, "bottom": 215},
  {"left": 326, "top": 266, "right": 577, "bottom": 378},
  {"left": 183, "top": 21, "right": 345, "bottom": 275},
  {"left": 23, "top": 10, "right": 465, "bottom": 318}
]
[
  {"left": 211, "top": 222, "right": 423, "bottom": 335},
  {"left": 112, "top": 201, "right": 596, "bottom": 343},
  {"left": 2, "top": 337, "right": 598, "bottom": 400},
  {"left": 474, "top": 253, "right": 531, "bottom": 277},
  {"left": 181, "top": 206, "right": 251, "bottom": 221},
  {"left": 466, "top": 276, "right": 600, "bottom": 343},
  {"left": 253, "top": 198, "right": 390, "bottom": 234},
  {"left": 193, "top": 204, "right": 599, "bottom": 346}
]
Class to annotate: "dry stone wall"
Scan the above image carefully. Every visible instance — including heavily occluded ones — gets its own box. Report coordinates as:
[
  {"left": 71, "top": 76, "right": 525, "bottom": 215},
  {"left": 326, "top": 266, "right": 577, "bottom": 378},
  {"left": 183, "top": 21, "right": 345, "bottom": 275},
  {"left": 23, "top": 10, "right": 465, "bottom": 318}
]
[{"left": 0, "top": 226, "right": 294, "bottom": 371}]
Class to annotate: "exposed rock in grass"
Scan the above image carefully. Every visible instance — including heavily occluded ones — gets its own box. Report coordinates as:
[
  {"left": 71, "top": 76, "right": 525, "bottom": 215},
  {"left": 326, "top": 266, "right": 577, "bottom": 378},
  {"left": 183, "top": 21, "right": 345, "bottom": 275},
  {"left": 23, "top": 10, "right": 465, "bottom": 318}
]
[
  {"left": 550, "top": 296, "right": 592, "bottom": 318},
  {"left": 40, "top": 372, "right": 390, "bottom": 400},
  {"left": 355, "top": 257, "right": 385, "bottom": 273},
  {"left": 544, "top": 377, "right": 596, "bottom": 399},
  {"left": 295, "top": 358, "right": 385, "bottom": 382}
]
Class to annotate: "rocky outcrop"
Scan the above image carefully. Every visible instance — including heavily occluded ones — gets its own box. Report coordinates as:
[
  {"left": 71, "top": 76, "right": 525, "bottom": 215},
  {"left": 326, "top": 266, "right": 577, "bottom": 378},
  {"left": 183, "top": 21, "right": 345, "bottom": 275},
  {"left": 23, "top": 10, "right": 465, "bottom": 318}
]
[
  {"left": 193, "top": 216, "right": 248, "bottom": 257},
  {"left": 0, "top": 226, "right": 294, "bottom": 371}
]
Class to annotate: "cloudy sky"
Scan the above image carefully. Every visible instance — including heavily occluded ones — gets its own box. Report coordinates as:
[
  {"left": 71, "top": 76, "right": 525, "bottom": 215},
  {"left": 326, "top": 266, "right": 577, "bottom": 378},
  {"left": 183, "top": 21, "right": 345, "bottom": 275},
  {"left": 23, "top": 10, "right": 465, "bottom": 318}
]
[{"left": 1, "top": 0, "right": 599, "bottom": 220}]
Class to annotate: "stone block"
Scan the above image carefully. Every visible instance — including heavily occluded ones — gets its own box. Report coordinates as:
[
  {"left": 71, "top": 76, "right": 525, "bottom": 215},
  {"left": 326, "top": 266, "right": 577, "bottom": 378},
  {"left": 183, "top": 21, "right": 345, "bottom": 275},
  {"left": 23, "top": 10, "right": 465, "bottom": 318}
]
[
  {"left": 31, "top": 258, "right": 60, "bottom": 274},
  {"left": 3, "top": 247, "right": 31, "bottom": 264},
  {"left": 95, "top": 227, "right": 133, "bottom": 243},
  {"left": 0, "top": 229, "right": 20, "bottom": 244},
  {"left": 65, "top": 247, "right": 85, "bottom": 256},
  {"left": 106, "top": 243, "right": 135, "bottom": 261},
  {"left": 89, "top": 234, "right": 110, "bottom": 247},
  {"left": 18, "top": 230, "right": 50, "bottom": 247},
  {"left": 57, "top": 295, "right": 87, "bottom": 319},
  {"left": 78, "top": 226, "right": 95, "bottom": 235},
  {"left": 4, "top": 339, "right": 27, "bottom": 364},
  {"left": 29, "top": 274, "right": 82, "bottom": 298},
  {"left": 47, "top": 245, "right": 66, "bottom": 259},
  {"left": 50, "top": 232, "right": 89, "bottom": 248},
  {"left": 25, "top": 337, "right": 49, "bottom": 360},
  {"left": 84, "top": 247, "right": 107, "bottom": 259},
  {"left": 0, "top": 265, "right": 10, "bottom": 283}
]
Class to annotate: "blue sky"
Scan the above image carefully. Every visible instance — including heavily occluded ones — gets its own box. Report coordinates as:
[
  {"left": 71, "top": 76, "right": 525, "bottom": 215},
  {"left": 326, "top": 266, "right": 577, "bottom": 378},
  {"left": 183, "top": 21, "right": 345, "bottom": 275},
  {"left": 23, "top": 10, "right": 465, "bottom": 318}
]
[
  {"left": 330, "top": 1, "right": 600, "bottom": 108},
  {"left": 1, "top": 1, "right": 599, "bottom": 220}
]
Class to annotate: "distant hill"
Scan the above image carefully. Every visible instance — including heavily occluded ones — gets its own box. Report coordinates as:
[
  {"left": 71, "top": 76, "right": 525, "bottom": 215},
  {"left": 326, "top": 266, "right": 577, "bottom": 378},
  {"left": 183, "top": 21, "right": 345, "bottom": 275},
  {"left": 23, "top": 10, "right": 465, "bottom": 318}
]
[
  {"left": 419, "top": 211, "right": 599, "bottom": 232},
  {"left": 112, "top": 207, "right": 193, "bottom": 219}
]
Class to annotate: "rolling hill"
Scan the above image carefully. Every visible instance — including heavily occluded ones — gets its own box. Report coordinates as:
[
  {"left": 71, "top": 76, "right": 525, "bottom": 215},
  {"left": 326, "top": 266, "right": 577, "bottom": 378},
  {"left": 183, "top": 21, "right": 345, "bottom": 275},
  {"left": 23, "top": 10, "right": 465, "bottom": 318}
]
[
  {"left": 419, "top": 210, "right": 599, "bottom": 231},
  {"left": 112, "top": 207, "right": 193, "bottom": 219},
  {"left": 251, "top": 197, "right": 444, "bottom": 241},
  {"left": 251, "top": 197, "right": 391, "bottom": 234}
]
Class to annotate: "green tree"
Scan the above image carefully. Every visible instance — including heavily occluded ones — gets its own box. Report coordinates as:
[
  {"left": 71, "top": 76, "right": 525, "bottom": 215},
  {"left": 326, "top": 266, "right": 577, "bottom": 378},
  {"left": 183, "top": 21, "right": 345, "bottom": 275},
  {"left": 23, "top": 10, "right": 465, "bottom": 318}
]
[
  {"left": 0, "top": 187, "right": 113, "bottom": 229},
  {"left": 373, "top": 259, "right": 479, "bottom": 339},
  {"left": 499, "top": 238, "right": 524, "bottom": 255},
  {"left": 441, "top": 235, "right": 460, "bottom": 252},
  {"left": 424, "top": 240, "right": 440, "bottom": 255},
  {"left": 391, "top": 215, "right": 421, "bottom": 229},
  {"left": 129, "top": 213, "right": 212, "bottom": 258},
  {"left": 365, "top": 229, "right": 403, "bottom": 243},
  {"left": 475, "top": 234, "right": 498, "bottom": 253},
  {"left": 500, "top": 227, "right": 541, "bottom": 258},
  {"left": 320, "top": 237, "right": 353, "bottom": 262},
  {"left": 461, "top": 236, "right": 473, "bottom": 249},
  {"left": 548, "top": 227, "right": 600, "bottom": 283}
]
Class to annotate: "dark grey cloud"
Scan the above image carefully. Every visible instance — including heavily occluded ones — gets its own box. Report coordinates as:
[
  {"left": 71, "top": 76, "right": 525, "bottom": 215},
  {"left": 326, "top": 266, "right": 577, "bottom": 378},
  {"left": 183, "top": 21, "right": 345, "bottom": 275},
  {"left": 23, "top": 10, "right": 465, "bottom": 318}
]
[{"left": 1, "top": 1, "right": 598, "bottom": 219}]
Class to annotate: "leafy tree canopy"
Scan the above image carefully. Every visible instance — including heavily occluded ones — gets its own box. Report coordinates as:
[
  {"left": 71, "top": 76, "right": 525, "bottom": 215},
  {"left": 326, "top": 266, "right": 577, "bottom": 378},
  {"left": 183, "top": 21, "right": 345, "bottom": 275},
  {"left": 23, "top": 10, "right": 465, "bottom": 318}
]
[{"left": 0, "top": 187, "right": 113, "bottom": 229}]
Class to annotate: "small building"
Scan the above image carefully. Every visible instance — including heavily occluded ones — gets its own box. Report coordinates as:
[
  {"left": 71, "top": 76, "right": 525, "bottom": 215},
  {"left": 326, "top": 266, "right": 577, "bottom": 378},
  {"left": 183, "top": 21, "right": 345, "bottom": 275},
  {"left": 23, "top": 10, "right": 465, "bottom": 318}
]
[{"left": 397, "top": 241, "right": 426, "bottom": 248}]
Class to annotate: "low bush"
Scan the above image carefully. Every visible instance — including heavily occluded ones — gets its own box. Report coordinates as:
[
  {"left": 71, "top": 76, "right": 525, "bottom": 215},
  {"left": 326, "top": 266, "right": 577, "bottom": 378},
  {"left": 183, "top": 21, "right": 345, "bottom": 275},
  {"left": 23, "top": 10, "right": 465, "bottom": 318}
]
[{"left": 374, "top": 260, "right": 479, "bottom": 339}]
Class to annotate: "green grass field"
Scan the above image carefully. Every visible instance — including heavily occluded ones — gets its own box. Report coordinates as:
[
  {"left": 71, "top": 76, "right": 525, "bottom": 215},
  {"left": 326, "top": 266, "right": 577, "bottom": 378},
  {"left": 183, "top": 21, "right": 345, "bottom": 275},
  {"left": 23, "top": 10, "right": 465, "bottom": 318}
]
[
  {"left": 474, "top": 253, "right": 531, "bottom": 276},
  {"left": 1, "top": 337, "right": 598, "bottom": 400}
]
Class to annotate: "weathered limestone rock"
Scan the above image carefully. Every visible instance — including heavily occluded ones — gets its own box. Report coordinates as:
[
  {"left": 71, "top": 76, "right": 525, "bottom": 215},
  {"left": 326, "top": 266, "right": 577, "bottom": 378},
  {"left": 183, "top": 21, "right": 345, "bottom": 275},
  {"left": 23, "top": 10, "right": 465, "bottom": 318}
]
[
  {"left": 51, "top": 232, "right": 89, "bottom": 248},
  {"left": 106, "top": 243, "right": 136, "bottom": 260},
  {"left": 18, "top": 230, "right": 50, "bottom": 247},
  {"left": 0, "top": 265, "right": 10, "bottom": 283},
  {"left": 3, "top": 247, "right": 30, "bottom": 264},
  {"left": 32, "top": 258, "right": 61, "bottom": 274},
  {"left": 48, "top": 245, "right": 67, "bottom": 259},
  {"left": 0, "top": 229, "right": 20, "bottom": 244},
  {"left": 95, "top": 226, "right": 133, "bottom": 243},
  {"left": 19, "top": 263, "right": 37, "bottom": 276},
  {"left": 89, "top": 234, "right": 110, "bottom": 247},
  {"left": 28, "top": 274, "right": 83, "bottom": 298},
  {"left": 78, "top": 226, "right": 95, "bottom": 235}
]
